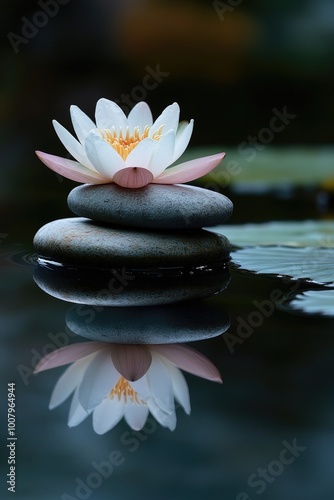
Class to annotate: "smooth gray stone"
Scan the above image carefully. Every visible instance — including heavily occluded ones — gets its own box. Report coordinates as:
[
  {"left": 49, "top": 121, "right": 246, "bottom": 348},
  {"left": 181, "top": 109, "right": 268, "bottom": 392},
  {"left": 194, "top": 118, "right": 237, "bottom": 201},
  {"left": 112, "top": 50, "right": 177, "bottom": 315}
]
[
  {"left": 66, "top": 302, "right": 230, "bottom": 343},
  {"left": 33, "top": 217, "right": 231, "bottom": 267},
  {"left": 67, "top": 183, "right": 233, "bottom": 229}
]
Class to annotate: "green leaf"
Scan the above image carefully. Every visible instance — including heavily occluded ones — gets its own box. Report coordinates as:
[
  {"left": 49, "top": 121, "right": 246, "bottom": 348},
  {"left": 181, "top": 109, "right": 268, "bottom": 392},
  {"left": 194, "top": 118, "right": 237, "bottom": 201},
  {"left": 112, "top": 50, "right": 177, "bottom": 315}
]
[{"left": 209, "top": 220, "right": 334, "bottom": 248}]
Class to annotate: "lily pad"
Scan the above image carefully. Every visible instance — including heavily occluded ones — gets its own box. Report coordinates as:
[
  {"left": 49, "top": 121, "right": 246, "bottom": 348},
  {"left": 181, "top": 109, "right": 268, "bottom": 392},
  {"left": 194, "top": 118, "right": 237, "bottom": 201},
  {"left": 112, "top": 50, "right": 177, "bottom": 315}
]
[
  {"left": 209, "top": 220, "right": 334, "bottom": 248},
  {"left": 185, "top": 146, "right": 334, "bottom": 189},
  {"left": 288, "top": 289, "right": 334, "bottom": 317},
  {"left": 230, "top": 246, "right": 334, "bottom": 284}
]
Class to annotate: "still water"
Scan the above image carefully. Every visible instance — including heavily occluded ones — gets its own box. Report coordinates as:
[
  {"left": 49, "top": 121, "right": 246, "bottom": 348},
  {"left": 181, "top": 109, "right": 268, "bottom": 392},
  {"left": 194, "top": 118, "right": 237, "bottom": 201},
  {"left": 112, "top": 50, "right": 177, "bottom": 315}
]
[{"left": 1, "top": 190, "right": 334, "bottom": 500}]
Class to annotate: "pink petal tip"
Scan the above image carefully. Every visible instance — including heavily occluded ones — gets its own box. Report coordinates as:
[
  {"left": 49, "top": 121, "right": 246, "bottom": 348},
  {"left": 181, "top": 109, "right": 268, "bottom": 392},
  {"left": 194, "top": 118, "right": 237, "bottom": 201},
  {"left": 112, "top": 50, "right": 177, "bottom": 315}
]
[
  {"left": 154, "top": 152, "right": 226, "bottom": 185},
  {"left": 34, "top": 342, "right": 105, "bottom": 374},
  {"left": 35, "top": 151, "right": 107, "bottom": 184},
  {"left": 151, "top": 344, "right": 222, "bottom": 383},
  {"left": 113, "top": 167, "right": 154, "bottom": 188},
  {"left": 111, "top": 345, "right": 152, "bottom": 381}
]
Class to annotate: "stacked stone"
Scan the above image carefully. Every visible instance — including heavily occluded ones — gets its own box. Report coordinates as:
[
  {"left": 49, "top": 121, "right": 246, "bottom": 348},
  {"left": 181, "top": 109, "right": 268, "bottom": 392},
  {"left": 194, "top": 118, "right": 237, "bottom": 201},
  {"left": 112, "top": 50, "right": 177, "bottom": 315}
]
[{"left": 34, "top": 183, "right": 233, "bottom": 304}]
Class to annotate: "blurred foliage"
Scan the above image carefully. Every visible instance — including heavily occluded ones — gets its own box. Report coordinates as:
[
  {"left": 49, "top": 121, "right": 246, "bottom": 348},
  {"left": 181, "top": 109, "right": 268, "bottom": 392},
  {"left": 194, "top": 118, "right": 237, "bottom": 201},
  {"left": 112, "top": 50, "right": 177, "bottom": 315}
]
[{"left": 2, "top": 0, "right": 334, "bottom": 144}]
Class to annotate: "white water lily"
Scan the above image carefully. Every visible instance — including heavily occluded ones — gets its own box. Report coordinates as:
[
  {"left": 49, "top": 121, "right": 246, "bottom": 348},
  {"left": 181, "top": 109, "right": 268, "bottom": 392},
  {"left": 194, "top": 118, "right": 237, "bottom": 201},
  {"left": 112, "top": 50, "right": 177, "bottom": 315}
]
[
  {"left": 36, "top": 99, "right": 225, "bottom": 188},
  {"left": 34, "top": 342, "right": 222, "bottom": 434}
]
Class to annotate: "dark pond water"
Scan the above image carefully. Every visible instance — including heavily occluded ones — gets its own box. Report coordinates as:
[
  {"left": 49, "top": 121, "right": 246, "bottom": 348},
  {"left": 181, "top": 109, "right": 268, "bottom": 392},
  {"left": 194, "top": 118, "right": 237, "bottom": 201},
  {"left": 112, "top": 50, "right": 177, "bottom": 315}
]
[{"left": 1, "top": 189, "right": 334, "bottom": 500}]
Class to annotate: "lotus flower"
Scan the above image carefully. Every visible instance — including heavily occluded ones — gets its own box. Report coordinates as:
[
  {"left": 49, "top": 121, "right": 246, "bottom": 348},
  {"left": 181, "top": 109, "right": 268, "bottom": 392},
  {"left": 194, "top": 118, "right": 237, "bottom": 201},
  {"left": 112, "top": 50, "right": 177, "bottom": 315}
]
[
  {"left": 34, "top": 341, "right": 222, "bottom": 434},
  {"left": 35, "top": 99, "right": 225, "bottom": 188}
]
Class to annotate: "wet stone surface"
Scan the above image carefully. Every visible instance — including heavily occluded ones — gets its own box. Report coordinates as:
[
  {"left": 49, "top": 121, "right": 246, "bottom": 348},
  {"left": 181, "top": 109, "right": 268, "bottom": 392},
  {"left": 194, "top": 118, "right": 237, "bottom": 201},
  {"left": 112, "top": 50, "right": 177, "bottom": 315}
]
[{"left": 33, "top": 217, "right": 231, "bottom": 268}]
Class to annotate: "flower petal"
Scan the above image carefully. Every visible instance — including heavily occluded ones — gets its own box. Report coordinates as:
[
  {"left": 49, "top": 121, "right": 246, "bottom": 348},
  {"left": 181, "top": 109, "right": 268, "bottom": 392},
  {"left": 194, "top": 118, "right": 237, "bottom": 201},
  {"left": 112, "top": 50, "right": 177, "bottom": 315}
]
[
  {"left": 34, "top": 341, "right": 106, "bottom": 373},
  {"left": 127, "top": 102, "right": 153, "bottom": 134},
  {"left": 172, "top": 120, "right": 194, "bottom": 163},
  {"left": 113, "top": 167, "right": 153, "bottom": 188},
  {"left": 146, "top": 354, "right": 174, "bottom": 414},
  {"left": 78, "top": 349, "right": 120, "bottom": 411},
  {"left": 84, "top": 130, "right": 125, "bottom": 178},
  {"left": 147, "top": 398, "right": 176, "bottom": 431},
  {"left": 92, "top": 397, "right": 125, "bottom": 434},
  {"left": 148, "top": 130, "right": 175, "bottom": 177},
  {"left": 151, "top": 344, "right": 222, "bottom": 383},
  {"left": 153, "top": 152, "right": 226, "bottom": 185},
  {"left": 53, "top": 120, "right": 92, "bottom": 168},
  {"left": 150, "top": 102, "right": 180, "bottom": 136},
  {"left": 70, "top": 105, "right": 96, "bottom": 144},
  {"left": 124, "top": 402, "right": 149, "bottom": 431},
  {"left": 130, "top": 375, "right": 151, "bottom": 400},
  {"left": 68, "top": 386, "right": 90, "bottom": 427},
  {"left": 95, "top": 98, "right": 128, "bottom": 132},
  {"left": 110, "top": 345, "right": 152, "bottom": 382},
  {"left": 49, "top": 355, "right": 94, "bottom": 410},
  {"left": 35, "top": 151, "right": 107, "bottom": 184},
  {"left": 125, "top": 137, "right": 157, "bottom": 168},
  {"left": 164, "top": 361, "right": 191, "bottom": 415}
]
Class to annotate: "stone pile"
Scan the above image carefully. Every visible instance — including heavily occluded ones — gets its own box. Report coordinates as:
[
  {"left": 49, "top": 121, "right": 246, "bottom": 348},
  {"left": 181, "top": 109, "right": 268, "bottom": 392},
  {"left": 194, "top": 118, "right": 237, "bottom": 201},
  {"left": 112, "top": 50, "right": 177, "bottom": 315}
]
[{"left": 34, "top": 183, "right": 233, "bottom": 304}]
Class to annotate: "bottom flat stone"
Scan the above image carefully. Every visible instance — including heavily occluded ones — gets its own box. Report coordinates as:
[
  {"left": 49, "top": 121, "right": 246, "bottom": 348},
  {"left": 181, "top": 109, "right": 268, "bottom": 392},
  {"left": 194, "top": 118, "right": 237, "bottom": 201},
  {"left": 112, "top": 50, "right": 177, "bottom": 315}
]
[{"left": 33, "top": 217, "right": 231, "bottom": 268}]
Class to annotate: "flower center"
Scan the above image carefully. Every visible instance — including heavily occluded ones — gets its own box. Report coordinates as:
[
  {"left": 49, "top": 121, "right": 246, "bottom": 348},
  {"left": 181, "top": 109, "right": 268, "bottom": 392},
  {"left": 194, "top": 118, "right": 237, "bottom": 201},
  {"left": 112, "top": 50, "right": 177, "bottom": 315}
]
[
  {"left": 109, "top": 377, "right": 145, "bottom": 404},
  {"left": 100, "top": 125, "right": 163, "bottom": 160}
]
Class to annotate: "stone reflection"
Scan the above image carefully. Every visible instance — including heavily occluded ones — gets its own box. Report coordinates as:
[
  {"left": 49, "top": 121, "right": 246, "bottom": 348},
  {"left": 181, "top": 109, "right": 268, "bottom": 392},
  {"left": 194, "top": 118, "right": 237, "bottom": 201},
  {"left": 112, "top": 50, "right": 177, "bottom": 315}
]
[
  {"left": 34, "top": 298, "right": 229, "bottom": 433},
  {"left": 66, "top": 300, "right": 230, "bottom": 343},
  {"left": 33, "top": 258, "right": 230, "bottom": 306}
]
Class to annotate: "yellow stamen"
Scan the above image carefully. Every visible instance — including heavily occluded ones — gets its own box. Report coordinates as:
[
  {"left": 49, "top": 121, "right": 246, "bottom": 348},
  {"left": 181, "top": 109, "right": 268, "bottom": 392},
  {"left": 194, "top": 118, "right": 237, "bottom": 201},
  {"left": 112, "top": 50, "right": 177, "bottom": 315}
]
[
  {"left": 100, "top": 125, "right": 164, "bottom": 161},
  {"left": 109, "top": 377, "right": 146, "bottom": 405}
]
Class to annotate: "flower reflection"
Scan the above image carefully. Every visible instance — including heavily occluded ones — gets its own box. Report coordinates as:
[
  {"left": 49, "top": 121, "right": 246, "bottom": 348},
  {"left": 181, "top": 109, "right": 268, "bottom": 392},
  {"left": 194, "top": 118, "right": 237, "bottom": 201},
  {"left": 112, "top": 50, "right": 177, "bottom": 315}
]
[
  {"left": 34, "top": 341, "right": 221, "bottom": 434},
  {"left": 35, "top": 100, "right": 225, "bottom": 188}
]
